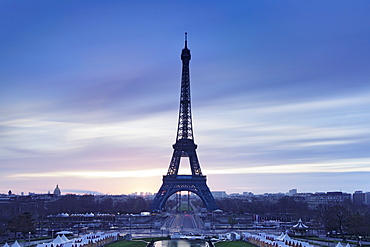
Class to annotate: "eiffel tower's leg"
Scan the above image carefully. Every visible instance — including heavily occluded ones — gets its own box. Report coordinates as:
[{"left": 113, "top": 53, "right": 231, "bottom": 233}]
[
  {"left": 188, "top": 149, "right": 202, "bottom": 176},
  {"left": 185, "top": 177, "right": 217, "bottom": 210},
  {"left": 151, "top": 179, "right": 171, "bottom": 212},
  {"left": 166, "top": 150, "right": 182, "bottom": 176},
  {"left": 197, "top": 183, "right": 218, "bottom": 210}
]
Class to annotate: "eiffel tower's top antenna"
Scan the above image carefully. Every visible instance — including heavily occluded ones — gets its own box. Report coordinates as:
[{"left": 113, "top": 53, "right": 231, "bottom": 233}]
[{"left": 185, "top": 32, "right": 188, "bottom": 48}]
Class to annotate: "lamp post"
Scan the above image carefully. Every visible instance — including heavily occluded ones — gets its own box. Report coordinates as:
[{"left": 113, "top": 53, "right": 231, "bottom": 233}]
[
  {"left": 129, "top": 215, "right": 132, "bottom": 234},
  {"left": 327, "top": 232, "right": 329, "bottom": 247},
  {"left": 28, "top": 232, "right": 31, "bottom": 247}
]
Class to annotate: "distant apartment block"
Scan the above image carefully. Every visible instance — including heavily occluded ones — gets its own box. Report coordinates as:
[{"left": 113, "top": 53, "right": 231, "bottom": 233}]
[
  {"left": 352, "top": 191, "right": 370, "bottom": 206},
  {"left": 293, "top": 191, "right": 351, "bottom": 210},
  {"left": 288, "top": 189, "right": 297, "bottom": 196}
]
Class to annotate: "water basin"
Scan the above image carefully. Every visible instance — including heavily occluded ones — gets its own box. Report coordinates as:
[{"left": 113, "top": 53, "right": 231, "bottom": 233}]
[{"left": 155, "top": 239, "right": 208, "bottom": 247}]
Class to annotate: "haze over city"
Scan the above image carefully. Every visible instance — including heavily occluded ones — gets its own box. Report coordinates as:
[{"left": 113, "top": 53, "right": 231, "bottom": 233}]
[{"left": 1, "top": 1, "right": 370, "bottom": 196}]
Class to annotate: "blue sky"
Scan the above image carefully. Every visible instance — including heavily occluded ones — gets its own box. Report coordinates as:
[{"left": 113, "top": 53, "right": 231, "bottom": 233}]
[{"left": 1, "top": 1, "right": 370, "bottom": 195}]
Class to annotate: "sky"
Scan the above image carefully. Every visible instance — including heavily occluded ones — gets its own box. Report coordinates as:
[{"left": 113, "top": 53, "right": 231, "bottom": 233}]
[{"left": 1, "top": 1, "right": 370, "bottom": 196}]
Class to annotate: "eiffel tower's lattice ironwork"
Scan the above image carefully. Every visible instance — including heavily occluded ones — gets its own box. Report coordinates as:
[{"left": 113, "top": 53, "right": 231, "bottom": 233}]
[{"left": 151, "top": 34, "right": 218, "bottom": 212}]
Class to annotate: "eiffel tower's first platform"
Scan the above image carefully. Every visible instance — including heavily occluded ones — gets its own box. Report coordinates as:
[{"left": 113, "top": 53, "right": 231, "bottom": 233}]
[{"left": 151, "top": 34, "right": 218, "bottom": 212}]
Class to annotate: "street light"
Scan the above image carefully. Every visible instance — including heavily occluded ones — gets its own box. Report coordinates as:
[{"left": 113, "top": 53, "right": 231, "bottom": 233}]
[
  {"left": 129, "top": 214, "right": 132, "bottom": 234},
  {"left": 327, "top": 232, "right": 329, "bottom": 247},
  {"left": 28, "top": 232, "right": 31, "bottom": 247}
]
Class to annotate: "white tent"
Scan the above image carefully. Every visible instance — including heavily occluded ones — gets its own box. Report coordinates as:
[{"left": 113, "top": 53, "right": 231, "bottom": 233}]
[
  {"left": 276, "top": 233, "right": 285, "bottom": 240},
  {"left": 277, "top": 233, "right": 291, "bottom": 241},
  {"left": 292, "top": 219, "right": 309, "bottom": 229},
  {"left": 292, "top": 219, "right": 309, "bottom": 236},
  {"left": 11, "top": 241, "right": 21, "bottom": 247},
  {"left": 53, "top": 235, "right": 65, "bottom": 244},
  {"left": 3, "top": 243, "right": 10, "bottom": 247},
  {"left": 336, "top": 242, "right": 344, "bottom": 247},
  {"left": 61, "top": 235, "right": 70, "bottom": 243}
]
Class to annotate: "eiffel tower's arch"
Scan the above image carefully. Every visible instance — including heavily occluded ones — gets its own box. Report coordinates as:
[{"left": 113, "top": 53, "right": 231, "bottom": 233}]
[{"left": 152, "top": 175, "right": 218, "bottom": 212}]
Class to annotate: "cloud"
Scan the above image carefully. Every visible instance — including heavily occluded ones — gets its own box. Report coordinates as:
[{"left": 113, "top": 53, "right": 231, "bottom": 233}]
[
  {"left": 8, "top": 168, "right": 165, "bottom": 179},
  {"left": 8, "top": 157, "right": 370, "bottom": 181},
  {"left": 206, "top": 158, "right": 370, "bottom": 174},
  {"left": 1, "top": 1, "right": 370, "bottom": 195}
]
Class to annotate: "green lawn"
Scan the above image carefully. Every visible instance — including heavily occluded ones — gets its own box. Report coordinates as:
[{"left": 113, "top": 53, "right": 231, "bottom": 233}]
[
  {"left": 179, "top": 202, "right": 193, "bottom": 211},
  {"left": 215, "top": 241, "right": 256, "bottom": 247},
  {"left": 133, "top": 237, "right": 168, "bottom": 242},
  {"left": 105, "top": 240, "right": 148, "bottom": 247}
]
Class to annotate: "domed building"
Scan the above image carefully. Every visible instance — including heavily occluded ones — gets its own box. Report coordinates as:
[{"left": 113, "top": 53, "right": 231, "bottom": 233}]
[{"left": 53, "top": 184, "right": 61, "bottom": 196}]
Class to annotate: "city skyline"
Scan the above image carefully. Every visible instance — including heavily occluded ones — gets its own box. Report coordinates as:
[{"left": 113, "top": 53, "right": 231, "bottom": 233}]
[
  {"left": 1, "top": 1, "right": 370, "bottom": 196},
  {"left": 3, "top": 184, "right": 365, "bottom": 197}
]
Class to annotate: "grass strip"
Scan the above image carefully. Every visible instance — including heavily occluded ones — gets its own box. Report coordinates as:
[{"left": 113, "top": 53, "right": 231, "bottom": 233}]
[
  {"left": 215, "top": 241, "right": 256, "bottom": 247},
  {"left": 106, "top": 240, "right": 147, "bottom": 247}
]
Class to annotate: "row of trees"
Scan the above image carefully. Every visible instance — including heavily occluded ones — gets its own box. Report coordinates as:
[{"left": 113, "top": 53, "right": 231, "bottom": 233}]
[
  {"left": 216, "top": 196, "right": 308, "bottom": 217},
  {"left": 48, "top": 194, "right": 150, "bottom": 214},
  {"left": 0, "top": 195, "right": 151, "bottom": 238},
  {"left": 0, "top": 195, "right": 151, "bottom": 219},
  {"left": 215, "top": 196, "right": 370, "bottom": 240},
  {"left": 2, "top": 194, "right": 370, "bottom": 240},
  {"left": 319, "top": 204, "right": 370, "bottom": 240}
]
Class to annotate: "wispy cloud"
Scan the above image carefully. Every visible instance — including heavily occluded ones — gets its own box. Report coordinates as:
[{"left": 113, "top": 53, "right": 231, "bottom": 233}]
[
  {"left": 8, "top": 168, "right": 165, "bottom": 179},
  {"left": 207, "top": 158, "right": 370, "bottom": 174},
  {"left": 8, "top": 158, "right": 370, "bottom": 181}
]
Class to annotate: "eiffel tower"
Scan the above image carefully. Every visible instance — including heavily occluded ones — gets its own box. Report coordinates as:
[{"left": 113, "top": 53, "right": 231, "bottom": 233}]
[{"left": 151, "top": 34, "right": 218, "bottom": 212}]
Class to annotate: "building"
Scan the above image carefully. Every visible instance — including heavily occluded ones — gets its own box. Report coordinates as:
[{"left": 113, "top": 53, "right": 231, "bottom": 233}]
[
  {"left": 365, "top": 192, "right": 370, "bottom": 205},
  {"left": 288, "top": 189, "right": 297, "bottom": 196},
  {"left": 352, "top": 191, "right": 370, "bottom": 206},
  {"left": 304, "top": 192, "right": 351, "bottom": 210},
  {"left": 53, "top": 184, "right": 61, "bottom": 196}
]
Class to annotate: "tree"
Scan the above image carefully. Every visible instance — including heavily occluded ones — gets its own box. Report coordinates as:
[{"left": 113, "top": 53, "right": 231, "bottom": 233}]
[
  {"left": 345, "top": 205, "right": 370, "bottom": 239},
  {"left": 227, "top": 215, "right": 237, "bottom": 229},
  {"left": 97, "top": 197, "right": 114, "bottom": 213},
  {"left": 117, "top": 197, "right": 150, "bottom": 213},
  {"left": 8, "top": 212, "right": 35, "bottom": 237},
  {"left": 320, "top": 205, "right": 350, "bottom": 241}
]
